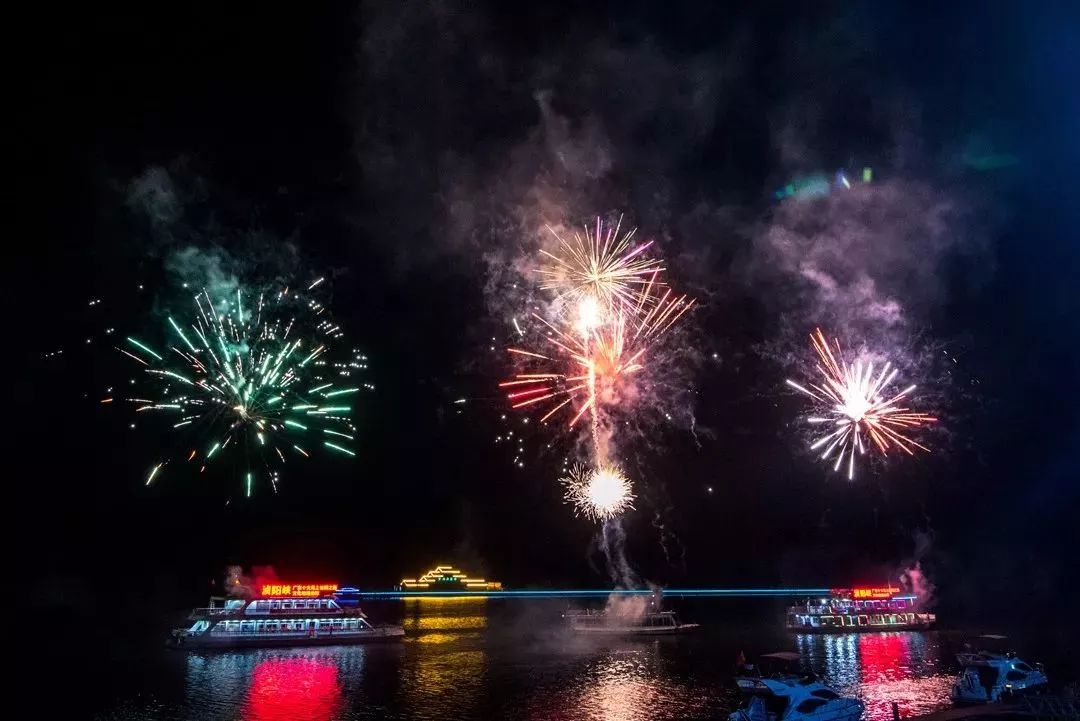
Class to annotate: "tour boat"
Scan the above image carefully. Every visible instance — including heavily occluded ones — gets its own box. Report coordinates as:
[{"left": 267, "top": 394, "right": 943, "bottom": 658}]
[
  {"left": 786, "top": 586, "right": 935, "bottom": 633},
  {"left": 731, "top": 653, "right": 864, "bottom": 721},
  {"left": 950, "top": 638, "right": 1048, "bottom": 704},
  {"left": 168, "top": 588, "right": 404, "bottom": 649},
  {"left": 563, "top": 608, "right": 700, "bottom": 635}
]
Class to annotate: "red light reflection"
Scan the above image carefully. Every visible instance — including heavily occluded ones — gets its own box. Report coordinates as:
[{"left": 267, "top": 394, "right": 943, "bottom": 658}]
[
  {"left": 242, "top": 657, "right": 343, "bottom": 721},
  {"left": 857, "top": 633, "right": 952, "bottom": 720}
]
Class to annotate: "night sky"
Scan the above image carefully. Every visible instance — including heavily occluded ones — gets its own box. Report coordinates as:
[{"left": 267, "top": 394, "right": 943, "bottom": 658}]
[{"left": 15, "top": 1, "right": 1080, "bottom": 627}]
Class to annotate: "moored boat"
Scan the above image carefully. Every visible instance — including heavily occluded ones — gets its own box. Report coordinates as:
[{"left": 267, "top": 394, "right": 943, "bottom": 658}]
[
  {"left": 950, "top": 636, "right": 1048, "bottom": 704},
  {"left": 731, "top": 652, "right": 864, "bottom": 721}
]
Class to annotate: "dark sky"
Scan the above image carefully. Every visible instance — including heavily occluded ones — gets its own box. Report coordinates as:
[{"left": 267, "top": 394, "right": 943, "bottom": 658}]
[{"left": 15, "top": 1, "right": 1080, "bottom": 624}]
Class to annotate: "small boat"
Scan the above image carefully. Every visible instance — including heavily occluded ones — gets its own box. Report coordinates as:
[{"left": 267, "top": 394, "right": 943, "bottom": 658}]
[
  {"left": 564, "top": 609, "right": 700, "bottom": 635},
  {"left": 950, "top": 636, "right": 1048, "bottom": 704},
  {"left": 731, "top": 653, "right": 864, "bottom": 721},
  {"left": 168, "top": 593, "right": 405, "bottom": 649}
]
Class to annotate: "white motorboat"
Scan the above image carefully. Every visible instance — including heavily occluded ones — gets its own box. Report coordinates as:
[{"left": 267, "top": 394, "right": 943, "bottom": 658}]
[
  {"left": 731, "top": 653, "right": 864, "bottom": 721},
  {"left": 950, "top": 637, "right": 1048, "bottom": 704}
]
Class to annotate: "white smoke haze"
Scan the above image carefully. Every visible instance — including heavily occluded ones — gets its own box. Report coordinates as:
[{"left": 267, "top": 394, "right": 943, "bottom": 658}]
[
  {"left": 603, "top": 594, "right": 648, "bottom": 620},
  {"left": 124, "top": 165, "right": 306, "bottom": 292},
  {"left": 598, "top": 517, "right": 643, "bottom": 588},
  {"left": 164, "top": 246, "right": 240, "bottom": 300},
  {"left": 603, "top": 585, "right": 664, "bottom": 622},
  {"left": 126, "top": 166, "right": 184, "bottom": 230}
]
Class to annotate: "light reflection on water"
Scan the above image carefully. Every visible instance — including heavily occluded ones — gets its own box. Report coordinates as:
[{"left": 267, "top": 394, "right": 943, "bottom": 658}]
[
  {"left": 796, "top": 632, "right": 955, "bottom": 720},
  {"left": 556, "top": 647, "right": 713, "bottom": 721},
  {"left": 398, "top": 598, "right": 488, "bottom": 720},
  {"left": 97, "top": 603, "right": 961, "bottom": 721},
  {"left": 181, "top": 649, "right": 364, "bottom": 721}
]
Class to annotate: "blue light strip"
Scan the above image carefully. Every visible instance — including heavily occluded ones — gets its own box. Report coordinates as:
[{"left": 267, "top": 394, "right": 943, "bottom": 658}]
[{"left": 337, "top": 587, "right": 832, "bottom": 599}]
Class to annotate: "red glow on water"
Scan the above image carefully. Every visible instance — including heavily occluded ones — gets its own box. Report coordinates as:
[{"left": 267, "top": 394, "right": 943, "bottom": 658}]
[
  {"left": 243, "top": 657, "right": 343, "bottom": 721},
  {"left": 859, "top": 633, "right": 915, "bottom": 719},
  {"left": 860, "top": 633, "right": 909, "bottom": 683},
  {"left": 853, "top": 632, "right": 953, "bottom": 720}
]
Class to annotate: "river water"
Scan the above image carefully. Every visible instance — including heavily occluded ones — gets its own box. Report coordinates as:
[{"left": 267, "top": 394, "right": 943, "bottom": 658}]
[{"left": 91, "top": 598, "right": 1075, "bottom": 720}]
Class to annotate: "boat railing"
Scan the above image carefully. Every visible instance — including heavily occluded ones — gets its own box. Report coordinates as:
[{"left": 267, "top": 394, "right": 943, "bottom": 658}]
[
  {"left": 189, "top": 606, "right": 241, "bottom": 617},
  {"left": 188, "top": 605, "right": 365, "bottom": 619}
]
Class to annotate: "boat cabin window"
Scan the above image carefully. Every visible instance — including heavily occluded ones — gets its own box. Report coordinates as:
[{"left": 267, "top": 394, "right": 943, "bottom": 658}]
[
  {"left": 745, "top": 693, "right": 788, "bottom": 718},
  {"left": 810, "top": 689, "right": 838, "bottom": 700},
  {"left": 1005, "top": 670, "right": 1025, "bottom": 681},
  {"left": 795, "top": 699, "right": 828, "bottom": 714},
  {"left": 969, "top": 666, "right": 1000, "bottom": 688}
]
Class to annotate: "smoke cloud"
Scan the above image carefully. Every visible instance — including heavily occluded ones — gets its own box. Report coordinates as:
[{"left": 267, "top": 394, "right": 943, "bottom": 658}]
[
  {"left": 750, "top": 177, "right": 977, "bottom": 348},
  {"left": 224, "top": 565, "right": 280, "bottom": 599},
  {"left": 897, "top": 528, "right": 936, "bottom": 609}
]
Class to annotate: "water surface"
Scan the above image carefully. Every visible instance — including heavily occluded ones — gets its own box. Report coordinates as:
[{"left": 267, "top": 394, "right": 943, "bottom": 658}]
[{"left": 93, "top": 598, "right": 1071, "bottom": 720}]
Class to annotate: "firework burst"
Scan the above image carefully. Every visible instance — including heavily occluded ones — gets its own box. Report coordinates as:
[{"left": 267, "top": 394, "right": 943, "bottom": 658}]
[
  {"left": 561, "top": 463, "right": 636, "bottom": 521},
  {"left": 786, "top": 328, "right": 937, "bottom": 480},
  {"left": 502, "top": 269, "right": 694, "bottom": 429},
  {"left": 502, "top": 215, "right": 696, "bottom": 522},
  {"left": 537, "top": 217, "right": 666, "bottom": 316},
  {"left": 107, "top": 279, "right": 368, "bottom": 496}
]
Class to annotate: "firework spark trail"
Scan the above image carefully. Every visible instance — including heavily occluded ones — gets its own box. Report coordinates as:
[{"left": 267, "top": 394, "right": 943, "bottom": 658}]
[
  {"left": 110, "top": 280, "right": 368, "bottom": 496},
  {"left": 786, "top": 328, "right": 937, "bottom": 480},
  {"left": 503, "top": 216, "right": 695, "bottom": 521}
]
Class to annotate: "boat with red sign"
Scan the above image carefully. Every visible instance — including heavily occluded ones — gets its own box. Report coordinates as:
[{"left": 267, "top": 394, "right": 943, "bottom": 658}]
[
  {"left": 786, "top": 586, "right": 935, "bottom": 633},
  {"left": 168, "top": 582, "right": 405, "bottom": 649}
]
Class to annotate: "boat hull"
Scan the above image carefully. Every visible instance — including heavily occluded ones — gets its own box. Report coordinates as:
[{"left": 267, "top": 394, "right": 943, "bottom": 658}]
[
  {"left": 571, "top": 623, "right": 701, "bottom": 636},
  {"left": 951, "top": 679, "right": 1048, "bottom": 704},
  {"left": 170, "top": 627, "right": 405, "bottom": 650}
]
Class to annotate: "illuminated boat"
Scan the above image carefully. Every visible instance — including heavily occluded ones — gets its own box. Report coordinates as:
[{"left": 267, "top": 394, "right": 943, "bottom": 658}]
[
  {"left": 563, "top": 609, "right": 700, "bottom": 635},
  {"left": 950, "top": 637, "right": 1048, "bottom": 704},
  {"left": 786, "top": 586, "right": 935, "bottom": 633},
  {"left": 731, "top": 654, "right": 864, "bottom": 721},
  {"left": 168, "top": 583, "right": 404, "bottom": 649}
]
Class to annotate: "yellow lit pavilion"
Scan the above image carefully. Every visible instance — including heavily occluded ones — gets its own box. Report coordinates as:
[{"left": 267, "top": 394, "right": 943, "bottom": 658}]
[{"left": 398, "top": 565, "right": 502, "bottom": 591}]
